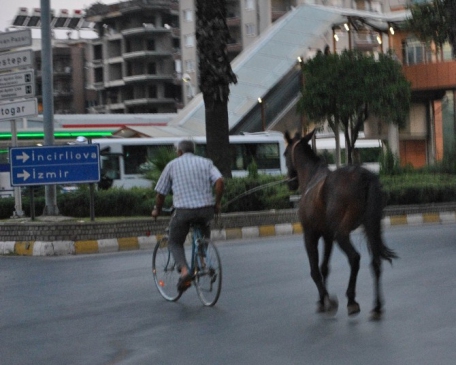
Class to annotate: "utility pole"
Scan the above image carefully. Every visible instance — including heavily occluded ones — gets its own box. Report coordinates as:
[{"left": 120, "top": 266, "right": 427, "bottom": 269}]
[{"left": 41, "top": 0, "right": 59, "bottom": 215}]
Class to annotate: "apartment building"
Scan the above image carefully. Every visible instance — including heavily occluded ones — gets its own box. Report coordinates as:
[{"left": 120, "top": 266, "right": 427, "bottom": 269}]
[
  {"left": 84, "top": 0, "right": 296, "bottom": 113},
  {"left": 7, "top": 7, "right": 95, "bottom": 114}
]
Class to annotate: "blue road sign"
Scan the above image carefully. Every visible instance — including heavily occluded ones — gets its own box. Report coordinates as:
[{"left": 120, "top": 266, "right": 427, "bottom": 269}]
[{"left": 10, "top": 144, "right": 100, "bottom": 186}]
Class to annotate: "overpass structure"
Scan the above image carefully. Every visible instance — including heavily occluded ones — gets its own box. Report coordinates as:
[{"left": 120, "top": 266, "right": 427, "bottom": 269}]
[
  {"left": 4, "top": 4, "right": 408, "bottom": 140},
  {"left": 162, "top": 4, "right": 407, "bottom": 137}
]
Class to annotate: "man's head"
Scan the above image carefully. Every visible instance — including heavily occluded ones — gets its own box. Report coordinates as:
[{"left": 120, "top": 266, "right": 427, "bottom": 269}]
[{"left": 177, "top": 139, "right": 195, "bottom": 155}]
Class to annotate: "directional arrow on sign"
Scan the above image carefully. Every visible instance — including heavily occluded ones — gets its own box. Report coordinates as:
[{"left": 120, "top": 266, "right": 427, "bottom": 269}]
[
  {"left": 17, "top": 170, "right": 30, "bottom": 181},
  {"left": 15, "top": 151, "right": 29, "bottom": 163}
]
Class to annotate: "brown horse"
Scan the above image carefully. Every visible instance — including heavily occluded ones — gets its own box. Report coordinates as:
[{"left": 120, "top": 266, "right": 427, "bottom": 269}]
[{"left": 284, "top": 130, "right": 397, "bottom": 320}]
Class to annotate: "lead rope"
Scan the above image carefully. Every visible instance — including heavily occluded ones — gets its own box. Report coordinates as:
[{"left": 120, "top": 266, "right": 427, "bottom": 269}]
[{"left": 213, "top": 177, "right": 297, "bottom": 230}]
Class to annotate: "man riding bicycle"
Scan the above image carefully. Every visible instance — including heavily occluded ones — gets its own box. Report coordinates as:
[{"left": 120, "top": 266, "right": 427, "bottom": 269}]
[{"left": 151, "top": 139, "right": 224, "bottom": 292}]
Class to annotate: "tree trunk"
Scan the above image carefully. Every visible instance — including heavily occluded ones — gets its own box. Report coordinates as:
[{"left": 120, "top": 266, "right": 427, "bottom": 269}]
[
  {"left": 196, "top": 0, "right": 237, "bottom": 178},
  {"left": 204, "top": 97, "right": 232, "bottom": 177}
]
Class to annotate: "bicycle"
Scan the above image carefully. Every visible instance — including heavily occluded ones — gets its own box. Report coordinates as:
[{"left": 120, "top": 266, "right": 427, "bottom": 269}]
[{"left": 152, "top": 211, "right": 222, "bottom": 306}]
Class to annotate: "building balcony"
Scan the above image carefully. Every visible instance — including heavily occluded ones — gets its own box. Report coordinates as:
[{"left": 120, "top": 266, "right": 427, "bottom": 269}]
[
  {"left": 107, "top": 102, "right": 125, "bottom": 111},
  {"left": 123, "top": 97, "right": 175, "bottom": 106},
  {"left": 106, "top": 80, "right": 125, "bottom": 88},
  {"left": 226, "top": 42, "right": 242, "bottom": 54},
  {"left": 123, "top": 50, "right": 173, "bottom": 60},
  {"left": 93, "top": 82, "right": 104, "bottom": 90},
  {"left": 403, "top": 60, "right": 456, "bottom": 92},
  {"left": 53, "top": 90, "right": 73, "bottom": 98},
  {"left": 123, "top": 74, "right": 174, "bottom": 83},
  {"left": 106, "top": 56, "right": 123, "bottom": 63},
  {"left": 121, "top": 26, "right": 171, "bottom": 37},
  {"left": 226, "top": 17, "right": 241, "bottom": 27},
  {"left": 272, "top": 10, "right": 287, "bottom": 22}
]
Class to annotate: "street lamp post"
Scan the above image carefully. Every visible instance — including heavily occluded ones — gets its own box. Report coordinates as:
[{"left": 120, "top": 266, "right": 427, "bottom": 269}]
[{"left": 258, "top": 97, "right": 265, "bottom": 131}]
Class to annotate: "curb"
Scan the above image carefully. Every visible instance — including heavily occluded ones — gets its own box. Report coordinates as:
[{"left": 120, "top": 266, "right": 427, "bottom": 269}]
[{"left": 1, "top": 211, "right": 455, "bottom": 257}]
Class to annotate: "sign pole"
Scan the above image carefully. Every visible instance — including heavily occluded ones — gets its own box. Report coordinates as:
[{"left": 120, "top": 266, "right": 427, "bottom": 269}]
[
  {"left": 10, "top": 120, "right": 24, "bottom": 218},
  {"left": 41, "top": 0, "right": 59, "bottom": 216}
]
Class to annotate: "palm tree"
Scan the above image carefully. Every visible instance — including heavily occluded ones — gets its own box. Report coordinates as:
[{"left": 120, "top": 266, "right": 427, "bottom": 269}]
[{"left": 195, "top": 0, "right": 237, "bottom": 177}]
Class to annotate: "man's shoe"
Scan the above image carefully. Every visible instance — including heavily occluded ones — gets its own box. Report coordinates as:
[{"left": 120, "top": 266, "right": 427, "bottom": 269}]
[{"left": 177, "top": 273, "right": 193, "bottom": 292}]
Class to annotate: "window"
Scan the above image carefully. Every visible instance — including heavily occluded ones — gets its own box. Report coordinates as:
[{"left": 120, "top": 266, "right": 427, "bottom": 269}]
[
  {"left": 148, "top": 85, "right": 157, "bottom": 98},
  {"left": 403, "top": 38, "right": 430, "bottom": 65},
  {"left": 100, "top": 155, "right": 120, "bottom": 179},
  {"left": 146, "top": 39, "right": 155, "bottom": 51},
  {"left": 183, "top": 9, "right": 193, "bottom": 22},
  {"left": 184, "top": 34, "right": 195, "bottom": 47},
  {"left": 175, "top": 59, "right": 182, "bottom": 74},
  {"left": 185, "top": 60, "right": 195, "bottom": 72},
  {"left": 231, "top": 143, "right": 280, "bottom": 171},
  {"left": 148, "top": 62, "right": 157, "bottom": 74},
  {"left": 245, "top": 23, "right": 256, "bottom": 37},
  {"left": 245, "top": 0, "right": 254, "bottom": 10}
]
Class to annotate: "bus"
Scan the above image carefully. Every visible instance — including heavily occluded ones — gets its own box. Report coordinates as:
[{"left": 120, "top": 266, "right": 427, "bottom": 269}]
[
  {"left": 92, "top": 133, "right": 287, "bottom": 189},
  {"left": 315, "top": 134, "right": 382, "bottom": 173}
]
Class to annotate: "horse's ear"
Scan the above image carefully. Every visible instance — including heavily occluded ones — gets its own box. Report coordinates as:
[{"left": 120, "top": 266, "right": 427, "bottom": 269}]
[
  {"left": 284, "top": 131, "right": 292, "bottom": 144},
  {"left": 302, "top": 129, "right": 316, "bottom": 144},
  {"left": 285, "top": 130, "right": 302, "bottom": 144}
]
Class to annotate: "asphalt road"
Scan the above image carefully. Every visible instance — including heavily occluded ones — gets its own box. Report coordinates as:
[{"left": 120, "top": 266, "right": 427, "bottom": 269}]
[{"left": 1, "top": 223, "right": 456, "bottom": 365}]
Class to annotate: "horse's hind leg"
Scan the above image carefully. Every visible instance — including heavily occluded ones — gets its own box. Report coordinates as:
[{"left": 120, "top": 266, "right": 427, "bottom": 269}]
[
  {"left": 336, "top": 235, "right": 361, "bottom": 316},
  {"left": 370, "top": 256, "right": 383, "bottom": 320}
]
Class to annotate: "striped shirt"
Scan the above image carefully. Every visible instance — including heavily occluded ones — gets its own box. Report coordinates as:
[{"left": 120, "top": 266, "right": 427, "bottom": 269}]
[{"left": 154, "top": 153, "right": 222, "bottom": 209}]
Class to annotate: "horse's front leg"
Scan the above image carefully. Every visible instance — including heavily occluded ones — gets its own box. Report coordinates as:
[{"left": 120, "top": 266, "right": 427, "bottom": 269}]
[
  {"left": 304, "top": 231, "right": 338, "bottom": 315},
  {"left": 336, "top": 235, "right": 361, "bottom": 316},
  {"left": 320, "top": 235, "right": 334, "bottom": 287}
]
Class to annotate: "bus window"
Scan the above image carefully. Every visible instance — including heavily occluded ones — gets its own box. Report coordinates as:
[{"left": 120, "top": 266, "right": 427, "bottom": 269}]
[
  {"left": 255, "top": 143, "right": 280, "bottom": 169},
  {"left": 231, "top": 143, "right": 281, "bottom": 172},
  {"left": 124, "top": 145, "right": 148, "bottom": 174},
  {"left": 101, "top": 155, "right": 120, "bottom": 179}
]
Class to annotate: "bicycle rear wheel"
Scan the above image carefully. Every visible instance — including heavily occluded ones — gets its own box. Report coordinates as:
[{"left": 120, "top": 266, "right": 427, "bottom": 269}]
[
  {"left": 152, "top": 236, "right": 182, "bottom": 302},
  {"left": 193, "top": 240, "right": 222, "bottom": 306}
]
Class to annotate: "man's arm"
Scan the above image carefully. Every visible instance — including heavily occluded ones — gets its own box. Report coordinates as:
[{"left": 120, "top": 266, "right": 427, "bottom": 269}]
[
  {"left": 151, "top": 193, "right": 166, "bottom": 219},
  {"left": 214, "top": 178, "right": 224, "bottom": 214}
]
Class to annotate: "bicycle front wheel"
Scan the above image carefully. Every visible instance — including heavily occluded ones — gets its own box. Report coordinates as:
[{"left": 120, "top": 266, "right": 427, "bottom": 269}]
[
  {"left": 152, "top": 237, "right": 182, "bottom": 302},
  {"left": 193, "top": 240, "right": 222, "bottom": 306}
]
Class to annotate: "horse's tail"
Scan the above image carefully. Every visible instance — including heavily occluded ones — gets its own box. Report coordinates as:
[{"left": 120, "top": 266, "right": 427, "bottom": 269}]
[{"left": 364, "top": 173, "right": 398, "bottom": 263}]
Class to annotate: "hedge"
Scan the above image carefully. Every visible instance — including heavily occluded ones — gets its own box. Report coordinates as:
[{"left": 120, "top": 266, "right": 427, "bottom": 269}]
[{"left": 0, "top": 173, "right": 455, "bottom": 219}]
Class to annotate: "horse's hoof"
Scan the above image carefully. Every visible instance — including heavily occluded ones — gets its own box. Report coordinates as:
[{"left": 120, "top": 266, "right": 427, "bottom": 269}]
[
  {"left": 324, "top": 296, "right": 339, "bottom": 316},
  {"left": 316, "top": 302, "right": 326, "bottom": 314},
  {"left": 369, "top": 310, "right": 383, "bottom": 321},
  {"left": 347, "top": 302, "right": 361, "bottom": 316}
]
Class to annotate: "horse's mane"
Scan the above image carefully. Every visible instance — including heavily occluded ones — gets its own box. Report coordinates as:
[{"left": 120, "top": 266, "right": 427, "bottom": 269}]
[{"left": 299, "top": 139, "right": 328, "bottom": 169}]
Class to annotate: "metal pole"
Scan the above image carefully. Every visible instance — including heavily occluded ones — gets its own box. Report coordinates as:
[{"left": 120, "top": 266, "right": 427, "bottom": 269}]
[
  {"left": 41, "top": 0, "right": 59, "bottom": 215},
  {"left": 10, "top": 120, "right": 24, "bottom": 217},
  {"left": 88, "top": 138, "right": 95, "bottom": 221},
  {"left": 258, "top": 98, "right": 265, "bottom": 131}
]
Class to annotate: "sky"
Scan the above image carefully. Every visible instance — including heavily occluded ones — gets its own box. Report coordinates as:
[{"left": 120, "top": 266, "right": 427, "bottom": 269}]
[{"left": 0, "top": 1, "right": 118, "bottom": 33}]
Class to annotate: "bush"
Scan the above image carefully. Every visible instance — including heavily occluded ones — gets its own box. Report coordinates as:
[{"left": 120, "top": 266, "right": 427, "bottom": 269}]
[
  {"left": 0, "top": 172, "right": 454, "bottom": 219},
  {"left": 381, "top": 173, "right": 456, "bottom": 205},
  {"left": 379, "top": 147, "right": 401, "bottom": 175},
  {"left": 222, "top": 175, "right": 293, "bottom": 212}
]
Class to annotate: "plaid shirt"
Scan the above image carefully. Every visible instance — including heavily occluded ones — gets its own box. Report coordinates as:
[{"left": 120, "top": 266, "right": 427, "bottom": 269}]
[{"left": 154, "top": 153, "right": 222, "bottom": 209}]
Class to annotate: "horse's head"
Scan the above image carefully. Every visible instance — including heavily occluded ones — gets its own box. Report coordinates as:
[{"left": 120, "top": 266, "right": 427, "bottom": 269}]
[{"left": 283, "top": 129, "right": 317, "bottom": 191}]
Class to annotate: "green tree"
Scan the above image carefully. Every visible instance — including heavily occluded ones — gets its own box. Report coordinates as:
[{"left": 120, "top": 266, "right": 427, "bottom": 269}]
[
  {"left": 298, "top": 50, "right": 411, "bottom": 164},
  {"left": 406, "top": 0, "right": 456, "bottom": 58},
  {"left": 195, "top": 0, "right": 238, "bottom": 177},
  {"left": 139, "top": 147, "right": 177, "bottom": 186}
]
